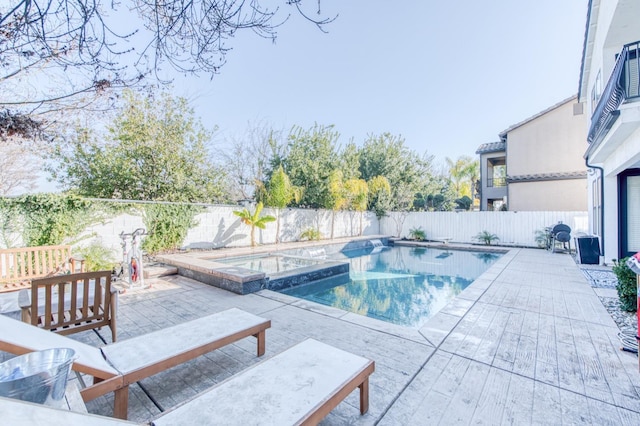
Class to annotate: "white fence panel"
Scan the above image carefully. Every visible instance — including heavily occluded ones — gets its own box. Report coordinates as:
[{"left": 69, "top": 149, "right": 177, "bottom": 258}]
[
  {"left": 381, "top": 211, "right": 588, "bottom": 247},
  {"left": 4, "top": 202, "right": 587, "bottom": 258}
]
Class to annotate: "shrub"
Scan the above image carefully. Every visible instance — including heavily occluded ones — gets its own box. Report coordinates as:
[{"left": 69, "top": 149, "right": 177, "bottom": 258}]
[
  {"left": 143, "top": 203, "right": 202, "bottom": 254},
  {"left": 300, "top": 228, "right": 321, "bottom": 241},
  {"left": 612, "top": 258, "right": 638, "bottom": 312},
  {"left": 534, "top": 228, "right": 550, "bottom": 249},
  {"left": 408, "top": 227, "right": 426, "bottom": 241},
  {"left": 76, "top": 242, "right": 117, "bottom": 272},
  {"left": 475, "top": 230, "right": 499, "bottom": 245}
]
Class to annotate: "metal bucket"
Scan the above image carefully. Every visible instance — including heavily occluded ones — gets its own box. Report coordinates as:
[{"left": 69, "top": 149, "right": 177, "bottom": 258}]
[{"left": 0, "top": 348, "right": 76, "bottom": 408}]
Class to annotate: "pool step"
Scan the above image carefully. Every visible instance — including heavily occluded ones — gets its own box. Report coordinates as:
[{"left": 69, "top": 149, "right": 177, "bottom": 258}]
[{"left": 144, "top": 264, "right": 178, "bottom": 279}]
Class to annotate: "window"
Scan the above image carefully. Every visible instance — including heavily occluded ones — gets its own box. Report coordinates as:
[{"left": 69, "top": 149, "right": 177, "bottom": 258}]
[{"left": 619, "top": 169, "right": 640, "bottom": 257}]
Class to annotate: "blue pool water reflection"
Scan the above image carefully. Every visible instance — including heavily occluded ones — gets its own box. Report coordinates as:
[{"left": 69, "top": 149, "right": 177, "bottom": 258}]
[{"left": 280, "top": 246, "right": 502, "bottom": 328}]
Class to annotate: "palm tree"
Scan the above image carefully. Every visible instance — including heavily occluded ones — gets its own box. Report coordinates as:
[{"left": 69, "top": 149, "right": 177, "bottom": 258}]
[
  {"left": 233, "top": 202, "right": 276, "bottom": 247},
  {"left": 464, "top": 160, "right": 480, "bottom": 209},
  {"left": 446, "top": 155, "right": 479, "bottom": 209}
]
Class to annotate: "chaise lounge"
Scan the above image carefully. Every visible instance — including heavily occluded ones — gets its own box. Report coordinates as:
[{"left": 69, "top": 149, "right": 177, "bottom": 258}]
[
  {"left": 0, "top": 308, "right": 270, "bottom": 419},
  {"left": 0, "top": 338, "right": 375, "bottom": 425}
]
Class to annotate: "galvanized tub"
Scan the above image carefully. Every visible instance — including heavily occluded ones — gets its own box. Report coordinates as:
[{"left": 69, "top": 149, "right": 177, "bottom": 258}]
[{"left": 0, "top": 348, "right": 76, "bottom": 408}]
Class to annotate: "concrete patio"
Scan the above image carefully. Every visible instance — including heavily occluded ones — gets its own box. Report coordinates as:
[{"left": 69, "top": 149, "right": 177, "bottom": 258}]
[{"left": 1, "top": 247, "right": 640, "bottom": 424}]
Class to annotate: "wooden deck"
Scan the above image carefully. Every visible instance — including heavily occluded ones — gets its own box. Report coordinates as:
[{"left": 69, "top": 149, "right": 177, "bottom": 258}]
[{"left": 1, "top": 247, "right": 639, "bottom": 424}]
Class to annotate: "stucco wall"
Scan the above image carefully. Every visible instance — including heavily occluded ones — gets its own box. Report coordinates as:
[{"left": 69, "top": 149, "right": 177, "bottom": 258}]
[
  {"left": 508, "top": 180, "right": 588, "bottom": 211},
  {"left": 78, "top": 205, "right": 379, "bottom": 260},
  {"left": 507, "top": 100, "right": 588, "bottom": 176}
]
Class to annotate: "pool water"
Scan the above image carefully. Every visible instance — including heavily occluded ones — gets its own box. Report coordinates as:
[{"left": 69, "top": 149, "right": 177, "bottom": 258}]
[
  {"left": 214, "top": 255, "right": 322, "bottom": 274},
  {"left": 279, "top": 246, "right": 501, "bottom": 328}
]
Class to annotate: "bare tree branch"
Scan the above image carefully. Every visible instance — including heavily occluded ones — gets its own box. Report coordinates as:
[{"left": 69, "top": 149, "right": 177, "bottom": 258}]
[{"left": 0, "top": 1, "right": 336, "bottom": 140}]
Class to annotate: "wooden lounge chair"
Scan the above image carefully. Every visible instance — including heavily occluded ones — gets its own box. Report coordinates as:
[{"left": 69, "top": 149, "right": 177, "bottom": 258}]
[
  {"left": 0, "top": 339, "right": 374, "bottom": 425},
  {"left": 153, "top": 338, "right": 375, "bottom": 425},
  {"left": 0, "top": 308, "right": 270, "bottom": 419},
  {"left": 18, "top": 270, "right": 118, "bottom": 342}
]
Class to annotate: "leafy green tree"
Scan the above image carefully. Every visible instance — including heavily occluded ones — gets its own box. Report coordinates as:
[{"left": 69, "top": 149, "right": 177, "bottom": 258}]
[
  {"left": 233, "top": 202, "right": 276, "bottom": 247},
  {"left": 358, "top": 133, "right": 433, "bottom": 211},
  {"left": 49, "top": 90, "right": 227, "bottom": 203},
  {"left": 327, "top": 170, "right": 348, "bottom": 239},
  {"left": 260, "top": 165, "right": 300, "bottom": 243},
  {"left": 344, "top": 178, "right": 368, "bottom": 236},
  {"left": 281, "top": 124, "right": 340, "bottom": 208},
  {"left": 368, "top": 175, "right": 392, "bottom": 219},
  {"left": 455, "top": 195, "right": 472, "bottom": 211},
  {"left": 337, "top": 142, "right": 361, "bottom": 181}
]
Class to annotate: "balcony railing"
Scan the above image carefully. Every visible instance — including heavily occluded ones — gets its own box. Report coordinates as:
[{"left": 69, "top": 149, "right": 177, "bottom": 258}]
[
  {"left": 588, "top": 40, "right": 640, "bottom": 144},
  {"left": 487, "top": 177, "right": 506, "bottom": 188}
]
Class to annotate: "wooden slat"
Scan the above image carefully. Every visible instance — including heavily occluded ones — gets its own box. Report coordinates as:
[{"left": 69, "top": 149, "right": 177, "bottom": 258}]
[
  {"left": 24, "top": 271, "right": 115, "bottom": 339},
  {"left": 70, "top": 278, "right": 78, "bottom": 322},
  {"left": 44, "top": 283, "right": 52, "bottom": 328},
  {"left": 0, "top": 245, "right": 76, "bottom": 290}
]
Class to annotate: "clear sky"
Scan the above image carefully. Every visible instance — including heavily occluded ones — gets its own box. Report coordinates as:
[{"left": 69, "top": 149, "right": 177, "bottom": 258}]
[{"left": 169, "top": 0, "right": 588, "bottom": 167}]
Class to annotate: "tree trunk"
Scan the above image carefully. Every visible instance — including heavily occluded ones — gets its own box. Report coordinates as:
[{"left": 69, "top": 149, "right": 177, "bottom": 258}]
[{"left": 331, "top": 210, "right": 335, "bottom": 239}]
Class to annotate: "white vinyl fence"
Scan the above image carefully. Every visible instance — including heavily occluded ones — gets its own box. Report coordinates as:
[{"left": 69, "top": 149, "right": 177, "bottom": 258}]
[
  {"left": 3, "top": 202, "right": 588, "bottom": 259},
  {"left": 381, "top": 211, "right": 588, "bottom": 247}
]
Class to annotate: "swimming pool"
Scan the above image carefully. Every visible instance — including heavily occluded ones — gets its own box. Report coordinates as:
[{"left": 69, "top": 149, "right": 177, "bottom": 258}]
[
  {"left": 214, "top": 254, "right": 323, "bottom": 274},
  {"left": 278, "top": 245, "right": 502, "bottom": 328}
]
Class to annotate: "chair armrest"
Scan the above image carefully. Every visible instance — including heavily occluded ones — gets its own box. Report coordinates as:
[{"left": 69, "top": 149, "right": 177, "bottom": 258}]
[
  {"left": 18, "top": 289, "right": 31, "bottom": 309},
  {"left": 69, "top": 257, "right": 86, "bottom": 273}
]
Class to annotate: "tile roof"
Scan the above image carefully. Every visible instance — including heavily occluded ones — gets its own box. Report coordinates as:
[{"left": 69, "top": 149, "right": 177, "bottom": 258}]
[
  {"left": 475, "top": 141, "right": 506, "bottom": 154},
  {"left": 507, "top": 171, "right": 588, "bottom": 182}
]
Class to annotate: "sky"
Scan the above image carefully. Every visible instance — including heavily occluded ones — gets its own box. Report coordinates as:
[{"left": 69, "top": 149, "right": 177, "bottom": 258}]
[
  {"left": 168, "top": 0, "right": 588, "bottom": 167},
  {"left": 25, "top": 0, "right": 588, "bottom": 193}
]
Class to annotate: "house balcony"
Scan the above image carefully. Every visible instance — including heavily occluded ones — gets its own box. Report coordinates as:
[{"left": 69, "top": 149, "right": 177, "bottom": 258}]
[
  {"left": 587, "top": 41, "right": 640, "bottom": 158},
  {"left": 487, "top": 177, "right": 507, "bottom": 188}
]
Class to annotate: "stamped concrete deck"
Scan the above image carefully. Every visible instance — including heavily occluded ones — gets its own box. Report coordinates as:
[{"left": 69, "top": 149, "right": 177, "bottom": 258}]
[{"left": 2, "top": 247, "right": 639, "bottom": 424}]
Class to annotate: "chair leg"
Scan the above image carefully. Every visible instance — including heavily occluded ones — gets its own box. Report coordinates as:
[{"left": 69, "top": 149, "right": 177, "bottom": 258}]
[
  {"left": 255, "top": 330, "right": 266, "bottom": 357},
  {"left": 110, "top": 298, "right": 117, "bottom": 342},
  {"left": 113, "top": 386, "right": 129, "bottom": 419},
  {"left": 359, "top": 377, "right": 370, "bottom": 415}
]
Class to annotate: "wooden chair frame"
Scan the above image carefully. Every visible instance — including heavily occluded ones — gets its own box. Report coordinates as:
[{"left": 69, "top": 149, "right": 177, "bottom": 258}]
[{"left": 19, "top": 270, "right": 117, "bottom": 342}]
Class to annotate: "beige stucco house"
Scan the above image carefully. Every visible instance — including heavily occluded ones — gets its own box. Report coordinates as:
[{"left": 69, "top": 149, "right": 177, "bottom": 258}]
[{"left": 477, "top": 96, "right": 589, "bottom": 211}]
